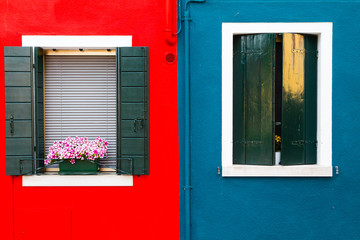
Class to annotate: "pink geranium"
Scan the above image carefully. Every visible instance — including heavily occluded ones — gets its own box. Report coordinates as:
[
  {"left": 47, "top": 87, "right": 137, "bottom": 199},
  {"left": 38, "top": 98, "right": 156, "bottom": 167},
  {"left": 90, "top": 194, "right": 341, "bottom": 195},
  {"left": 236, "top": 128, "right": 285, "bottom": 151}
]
[{"left": 45, "top": 136, "right": 108, "bottom": 165}]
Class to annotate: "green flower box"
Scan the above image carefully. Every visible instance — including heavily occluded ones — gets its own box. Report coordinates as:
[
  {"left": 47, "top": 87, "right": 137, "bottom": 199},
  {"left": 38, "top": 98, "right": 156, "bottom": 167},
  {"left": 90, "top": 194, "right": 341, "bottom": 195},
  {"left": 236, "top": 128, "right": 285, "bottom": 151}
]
[{"left": 59, "top": 160, "right": 99, "bottom": 175}]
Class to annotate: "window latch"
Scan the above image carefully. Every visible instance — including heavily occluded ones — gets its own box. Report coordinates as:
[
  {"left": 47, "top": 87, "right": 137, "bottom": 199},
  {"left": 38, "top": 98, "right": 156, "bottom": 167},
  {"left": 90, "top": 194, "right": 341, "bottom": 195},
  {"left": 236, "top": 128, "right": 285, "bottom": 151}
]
[
  {"left": 9, "top": 115, "right": 14, "bottom": 135},
  {"left": 133, "top": 118, "right": 145, "bottom": 132}
]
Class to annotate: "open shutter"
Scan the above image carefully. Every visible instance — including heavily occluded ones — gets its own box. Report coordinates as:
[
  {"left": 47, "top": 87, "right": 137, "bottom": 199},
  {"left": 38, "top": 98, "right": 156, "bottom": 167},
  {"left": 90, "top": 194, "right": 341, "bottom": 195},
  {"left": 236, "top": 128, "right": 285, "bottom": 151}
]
[
  {"left": 116, "top": 47, "right": 149, "bottom": 175},
  {"left": 304, "top": 35, "right": 317, "bottom": 164},
  {"left": 35, "top": 47, "right": 45, "bottom": 169},
  {"left": 233, "top": 34, "right": 275, "bottom": 165},
  {"left": 281, "top": 33, "right": 317, "bottom": 165},
  {"left": 5, "top": 47, "right": 34, "bottom": 175}
]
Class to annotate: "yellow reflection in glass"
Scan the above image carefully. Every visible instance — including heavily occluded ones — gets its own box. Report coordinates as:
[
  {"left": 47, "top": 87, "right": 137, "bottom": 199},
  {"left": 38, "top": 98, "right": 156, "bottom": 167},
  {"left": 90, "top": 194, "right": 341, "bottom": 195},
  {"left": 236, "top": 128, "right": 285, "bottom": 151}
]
[{"left": 283, "top": 33, "right": 305, "bottom": 99}]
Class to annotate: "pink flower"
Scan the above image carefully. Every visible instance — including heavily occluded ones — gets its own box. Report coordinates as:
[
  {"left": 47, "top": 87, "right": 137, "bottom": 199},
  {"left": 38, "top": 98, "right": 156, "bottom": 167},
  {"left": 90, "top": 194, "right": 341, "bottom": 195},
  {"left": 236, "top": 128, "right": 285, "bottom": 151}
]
[{"left": 45, "top": 137, "right": 108, "bottom": 165}]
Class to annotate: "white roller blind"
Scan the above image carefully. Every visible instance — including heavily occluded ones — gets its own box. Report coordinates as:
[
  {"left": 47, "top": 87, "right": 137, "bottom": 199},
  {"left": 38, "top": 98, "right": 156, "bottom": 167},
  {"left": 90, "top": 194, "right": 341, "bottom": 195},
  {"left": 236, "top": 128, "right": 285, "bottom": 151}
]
[{"left": 44, "top": 55, "right": 117, "bottom": 167}]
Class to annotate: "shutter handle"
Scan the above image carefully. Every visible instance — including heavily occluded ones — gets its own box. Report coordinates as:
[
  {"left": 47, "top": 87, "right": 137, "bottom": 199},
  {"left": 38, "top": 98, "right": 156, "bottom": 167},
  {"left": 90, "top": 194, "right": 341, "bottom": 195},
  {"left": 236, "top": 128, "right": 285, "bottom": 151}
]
[
  {"left": 9, "top": 115, "right": 14, "bottom": 135},
  {"left": 139, "top": 118, "right": 144, "bottom": 129},
  {"left": 133, "top": 118, "right": 145, "bottom": 132},
  {"left": 133, "top": 119, "right": 137, "bottom": 132}
]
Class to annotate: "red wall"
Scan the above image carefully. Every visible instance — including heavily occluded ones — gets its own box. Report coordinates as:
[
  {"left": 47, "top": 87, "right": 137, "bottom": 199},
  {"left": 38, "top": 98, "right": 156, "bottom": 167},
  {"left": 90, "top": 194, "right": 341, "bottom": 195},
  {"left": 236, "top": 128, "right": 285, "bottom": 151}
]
[{"left": 0, "top": 0, "right": 179, "bottom": 239}]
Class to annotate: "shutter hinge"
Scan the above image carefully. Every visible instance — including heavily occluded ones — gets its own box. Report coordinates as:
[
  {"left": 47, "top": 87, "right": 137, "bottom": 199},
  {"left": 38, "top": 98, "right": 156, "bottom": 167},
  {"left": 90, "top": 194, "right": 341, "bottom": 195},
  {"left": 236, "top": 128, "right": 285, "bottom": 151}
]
[
  {"left": 241, "top": 50, "right": 263, "bottom": 54},
  {"left": 291, "top": 140, "right": 305, "bottom": 146},
  {"left": 292, "top": 49, "right": 305, "bottom": 54},
  {"left": 291, "top": 140, "right": 318, "bottom": 147},
  {"left": 34, "top": 146, "right": 36, "bottom": 152},
  {"left": 236, "top": 140, "right": 263, "bottom": 145},
  {"left": 33, "top": 64, "right": 36, "bottom": 69}
]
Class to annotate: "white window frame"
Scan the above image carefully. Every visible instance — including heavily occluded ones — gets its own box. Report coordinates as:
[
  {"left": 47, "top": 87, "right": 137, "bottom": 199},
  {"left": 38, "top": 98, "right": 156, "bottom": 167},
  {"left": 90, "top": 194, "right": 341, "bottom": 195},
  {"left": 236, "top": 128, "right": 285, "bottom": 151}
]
[
  {"left": 222, "top": 23, "right": 333, "bottom": 177},
  {"left": 21, "top": 35, "right": 134, "bottom": 186}
]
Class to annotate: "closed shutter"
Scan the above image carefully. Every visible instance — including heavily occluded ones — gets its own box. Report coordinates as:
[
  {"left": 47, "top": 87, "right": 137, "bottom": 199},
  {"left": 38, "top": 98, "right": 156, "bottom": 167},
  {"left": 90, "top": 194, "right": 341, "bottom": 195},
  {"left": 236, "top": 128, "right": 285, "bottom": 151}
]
[
  {"left": 117, "top": 47, "right": 149, "bottom": 175},
  {"left": 281, "top": 33, "right": 317, "bottom": 165},
  {"left": 44, "top": 55, "right": 117, "bottom": 168},
  {"left": 233, "top": 34, "right": 275, "bottom": 165},
  {"left": 233, "top": 36, "right": 246, "bottom": 164},
  {"left": 5, "top": 47, "right": 34, "bottom": 175}
]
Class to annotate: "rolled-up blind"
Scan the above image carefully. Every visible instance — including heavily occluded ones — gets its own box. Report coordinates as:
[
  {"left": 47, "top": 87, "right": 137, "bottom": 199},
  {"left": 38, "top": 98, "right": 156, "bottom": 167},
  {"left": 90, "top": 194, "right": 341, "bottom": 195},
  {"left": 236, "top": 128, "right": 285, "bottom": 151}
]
[{"left": 44, "top": 55, "right": 117, "bottom": 168}]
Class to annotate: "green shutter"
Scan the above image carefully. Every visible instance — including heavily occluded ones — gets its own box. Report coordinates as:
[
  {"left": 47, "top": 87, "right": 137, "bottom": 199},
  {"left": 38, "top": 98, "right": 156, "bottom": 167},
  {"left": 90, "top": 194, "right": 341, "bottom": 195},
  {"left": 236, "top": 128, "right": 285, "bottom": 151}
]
[
  {"left": 5, "top": 47, "right": 34, "bottom": 175},
  {"left": 116, "top": 47, "right": 149, "bottom": 175},
  {"left": 304, "top": 35, "right": 317, "bottom": 164},
  {"left": 233, "top": 36, "right": 246, "bottom": 164},
  {"left": 233, "top": 34, "right": 275, "bottom": 165},
  {"left": 35, "top": 47, "right": 45, "bottom": 168},
  {"left": 281, "top": 34, "right": 317, "bottom": 165}
]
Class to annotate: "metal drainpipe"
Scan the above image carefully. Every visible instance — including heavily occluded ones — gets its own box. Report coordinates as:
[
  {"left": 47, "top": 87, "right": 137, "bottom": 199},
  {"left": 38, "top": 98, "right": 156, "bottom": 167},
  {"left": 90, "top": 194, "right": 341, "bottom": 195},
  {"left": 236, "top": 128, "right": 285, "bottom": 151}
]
[
  {"left": 183, "top": 1, "right": 205, "bottom": 239},
  {"left": 165, "top": 0, "right": 177, "bottom": 45}
]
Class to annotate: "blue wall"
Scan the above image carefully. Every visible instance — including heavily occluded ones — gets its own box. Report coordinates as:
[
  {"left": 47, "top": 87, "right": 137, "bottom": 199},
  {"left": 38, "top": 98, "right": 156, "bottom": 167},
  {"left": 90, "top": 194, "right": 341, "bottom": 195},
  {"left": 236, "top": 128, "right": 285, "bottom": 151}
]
[{"left": 178, "top": 1, "right": 360, "bottom": 239}]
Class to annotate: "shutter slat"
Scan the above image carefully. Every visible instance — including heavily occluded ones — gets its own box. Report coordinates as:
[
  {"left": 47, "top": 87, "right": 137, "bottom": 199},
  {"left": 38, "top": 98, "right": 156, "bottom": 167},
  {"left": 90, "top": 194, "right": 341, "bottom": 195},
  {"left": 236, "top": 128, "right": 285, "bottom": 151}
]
[{"left": 5, "top": 72, "right": 32, "bottom": 86}]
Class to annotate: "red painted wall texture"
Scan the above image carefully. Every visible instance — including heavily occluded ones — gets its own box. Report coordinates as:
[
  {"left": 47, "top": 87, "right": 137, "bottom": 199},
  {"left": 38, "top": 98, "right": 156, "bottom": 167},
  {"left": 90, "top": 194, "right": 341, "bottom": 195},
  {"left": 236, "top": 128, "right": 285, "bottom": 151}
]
[{"left": 0, "top": 0, "right": 179, "bottom": 239}]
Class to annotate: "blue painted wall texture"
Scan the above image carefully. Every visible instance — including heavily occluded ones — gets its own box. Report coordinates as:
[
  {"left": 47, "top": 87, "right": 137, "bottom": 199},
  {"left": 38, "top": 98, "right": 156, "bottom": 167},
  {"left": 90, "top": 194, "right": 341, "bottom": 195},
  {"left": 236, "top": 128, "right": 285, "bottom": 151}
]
[{"left": 178, "top": 1, "right": 360, "bottom": 239}]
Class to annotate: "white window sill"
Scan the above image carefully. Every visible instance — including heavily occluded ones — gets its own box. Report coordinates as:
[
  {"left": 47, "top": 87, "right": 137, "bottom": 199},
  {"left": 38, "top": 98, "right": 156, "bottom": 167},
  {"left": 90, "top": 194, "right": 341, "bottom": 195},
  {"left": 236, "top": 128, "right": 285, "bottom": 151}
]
[
  {"left": 22, "top": 173, "right": 133, "bottom": 187},
  {"left": 222, "top": 165, "right": 333, "bottom": 177}
]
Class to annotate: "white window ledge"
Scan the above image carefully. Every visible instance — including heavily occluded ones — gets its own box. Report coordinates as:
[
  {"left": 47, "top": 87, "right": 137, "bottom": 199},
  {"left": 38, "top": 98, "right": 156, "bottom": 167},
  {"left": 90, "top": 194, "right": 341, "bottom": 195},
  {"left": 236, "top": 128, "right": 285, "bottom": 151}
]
[
  {"left": 22, "top": 174, "right": 133, "bottom": 187},
  {"left": 222, "top": 165, "right": 332, "bottom": 177}
]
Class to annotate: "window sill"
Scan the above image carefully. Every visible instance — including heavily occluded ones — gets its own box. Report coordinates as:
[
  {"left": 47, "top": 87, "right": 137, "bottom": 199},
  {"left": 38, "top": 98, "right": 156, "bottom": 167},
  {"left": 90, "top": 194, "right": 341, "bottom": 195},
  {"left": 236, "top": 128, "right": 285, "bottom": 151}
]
[
  {"left": 222, "top": 165, "right": 333, "bottom": 177},
  {"left": 22, "top": 173, "right": 133, "bottom": 187}
]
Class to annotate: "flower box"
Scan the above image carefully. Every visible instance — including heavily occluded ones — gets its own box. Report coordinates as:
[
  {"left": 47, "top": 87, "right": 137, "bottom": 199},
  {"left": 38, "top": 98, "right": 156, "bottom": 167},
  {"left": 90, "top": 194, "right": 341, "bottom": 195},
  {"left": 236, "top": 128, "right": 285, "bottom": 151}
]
[
  {"left": 45, "top": 136, "right": 108, "bottom": 175},
  {"left": 59, "top": 160, "right": 99, "bottom": 175}
]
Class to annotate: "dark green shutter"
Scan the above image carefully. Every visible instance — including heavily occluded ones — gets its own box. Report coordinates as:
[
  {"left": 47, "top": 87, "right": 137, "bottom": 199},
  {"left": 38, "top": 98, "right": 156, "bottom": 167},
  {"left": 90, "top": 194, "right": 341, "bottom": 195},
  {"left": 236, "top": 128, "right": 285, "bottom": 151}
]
[
  {"left": 233, "top": 34, "right": 275, "bottom": 165},
  {"left": 5, "top": 47, "right": 34, "bottom": 175},
  {"left": 35, "top": 47, "right": 45, "bottom": 167},
  {"left": 304, "top": 35, "right": 317, "bottom": 164},
  {"left": 116, "top": 47, "right": 149, "bottom": 175},
  {"left": 233, "top": 36, "right": 245, "bottom": 163},
  {"left": 281, "top": 34, "right": 317, "bottom": 165}
]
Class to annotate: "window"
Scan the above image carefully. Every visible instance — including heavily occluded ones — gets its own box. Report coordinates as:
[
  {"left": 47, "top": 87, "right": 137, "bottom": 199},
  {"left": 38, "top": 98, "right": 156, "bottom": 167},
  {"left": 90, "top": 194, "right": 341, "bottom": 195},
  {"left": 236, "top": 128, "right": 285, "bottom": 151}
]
[
  {"left": 43, "top": 51, "right": 117, "bottom": 171},
  {"left": 222, "top": 23, "right": 332, "bottom": 177},
  {"left": 5, "top": 36, "right": 149, "bottom": 185}
]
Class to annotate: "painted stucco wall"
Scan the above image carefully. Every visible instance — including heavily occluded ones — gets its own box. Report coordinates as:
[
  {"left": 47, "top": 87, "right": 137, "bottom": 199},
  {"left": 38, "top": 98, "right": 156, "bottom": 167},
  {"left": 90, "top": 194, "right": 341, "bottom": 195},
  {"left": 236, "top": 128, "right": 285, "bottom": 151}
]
[
  {"left": 0, "top": 1, "right": 179, "bottom": 239},
  {"left": 178, "top": 1, "right": 360, "bottom": 239}
]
